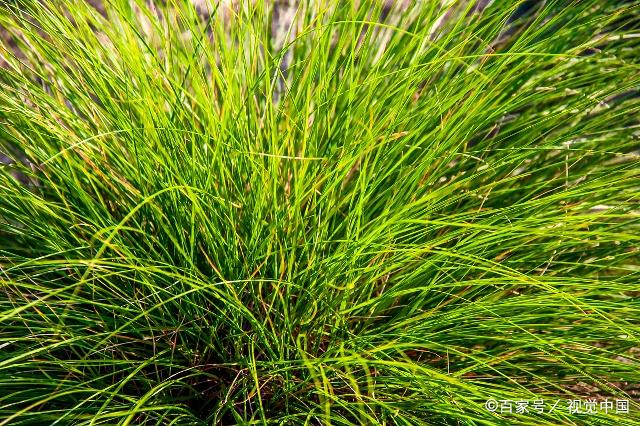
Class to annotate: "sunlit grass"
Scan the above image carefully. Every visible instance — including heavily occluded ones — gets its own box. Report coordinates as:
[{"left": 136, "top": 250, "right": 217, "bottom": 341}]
[{"left": 0, "top": 0, "right": 639, "bottom": 424}]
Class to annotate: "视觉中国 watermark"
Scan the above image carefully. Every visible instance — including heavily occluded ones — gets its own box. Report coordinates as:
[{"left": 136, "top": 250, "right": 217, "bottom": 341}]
[{"left": 484, "top": 398, "right": 630, "bottom": 416}]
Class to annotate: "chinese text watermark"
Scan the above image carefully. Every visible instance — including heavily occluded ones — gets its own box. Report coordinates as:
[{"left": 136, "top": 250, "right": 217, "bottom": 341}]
[{"left": 484, "top": 398, "right": 630, "bottom": 415}]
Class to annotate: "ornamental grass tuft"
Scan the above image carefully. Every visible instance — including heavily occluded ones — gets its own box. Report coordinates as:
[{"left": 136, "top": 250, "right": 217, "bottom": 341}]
[{"left": 0, "top": 1, "right": 639, "bottom": 424}]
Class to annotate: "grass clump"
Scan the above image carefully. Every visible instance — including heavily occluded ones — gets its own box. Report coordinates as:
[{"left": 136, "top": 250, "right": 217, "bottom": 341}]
[{"left": 0, "top": 0, "right": 639, "bottom": 424}]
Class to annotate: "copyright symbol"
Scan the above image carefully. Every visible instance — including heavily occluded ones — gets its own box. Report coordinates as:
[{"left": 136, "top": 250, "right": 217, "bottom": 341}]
[{"left": 485, "top": 399, "right": 498, "bottom": 412}]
